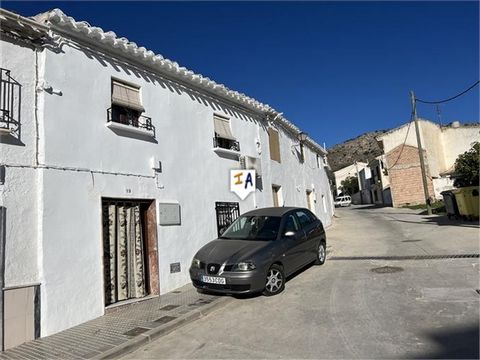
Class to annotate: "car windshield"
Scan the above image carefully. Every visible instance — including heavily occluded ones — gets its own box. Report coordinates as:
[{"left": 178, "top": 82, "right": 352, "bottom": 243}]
[{"left": 220, "top": 215, "right": 281, "bottom": 241}]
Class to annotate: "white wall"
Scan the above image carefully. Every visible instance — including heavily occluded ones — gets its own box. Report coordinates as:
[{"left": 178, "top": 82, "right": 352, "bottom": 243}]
[
  {"left": 0, "top": 37, "right": 39, "bottom": 287},
  {"left": 442, "top": 126, "right": 480, "bottom": 170},
  {"left": 268, "top": 126, "right": 334, "bottom": 227}
]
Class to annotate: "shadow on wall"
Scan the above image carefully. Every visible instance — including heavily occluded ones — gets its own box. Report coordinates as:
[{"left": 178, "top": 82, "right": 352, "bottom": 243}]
[
  {"left": 62, "top": 41, "right": 268, "bottom": 130},
  {"left": 409, "top": 324, "right": 479, "bottom": 359},
  {"left": 0, "top": 43, "right": 24, "bottom": 146}
]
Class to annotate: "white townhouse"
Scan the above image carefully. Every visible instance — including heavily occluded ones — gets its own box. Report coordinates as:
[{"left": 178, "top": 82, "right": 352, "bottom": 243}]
[{"left": 0, "top": 8, "right": 334, "bottom": 349}]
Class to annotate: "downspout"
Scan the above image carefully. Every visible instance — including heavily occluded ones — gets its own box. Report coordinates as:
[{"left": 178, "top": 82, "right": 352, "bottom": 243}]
[{"left": 34, "top": 45, "right": 46, "bottom": 336}]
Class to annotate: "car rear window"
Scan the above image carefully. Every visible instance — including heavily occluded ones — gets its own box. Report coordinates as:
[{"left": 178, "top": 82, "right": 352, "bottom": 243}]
[
  {"left": 220, "top": 215, "right": 282, "bottom": 241},
  {"left": 295, "top": 210, "right": 314, "bottom": 228}
]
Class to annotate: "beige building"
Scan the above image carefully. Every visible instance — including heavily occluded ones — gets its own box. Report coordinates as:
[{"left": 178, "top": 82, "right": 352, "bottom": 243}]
[
  {"left": 333, "top": 162, "right": 368, "bottom": 196},
  {"left": 376, "top": 119, "right": 479, "bottom": 207}
]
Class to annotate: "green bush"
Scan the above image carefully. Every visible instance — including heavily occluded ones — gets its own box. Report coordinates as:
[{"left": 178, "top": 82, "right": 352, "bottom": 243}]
[{"left": 454, "top": 142, "right": 479, "bottom": 187}]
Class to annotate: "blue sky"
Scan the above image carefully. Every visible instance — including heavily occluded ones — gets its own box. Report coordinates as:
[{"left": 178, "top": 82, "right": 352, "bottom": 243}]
[{"left": 3, "top": 1, "right": 479, "bottom": 148}]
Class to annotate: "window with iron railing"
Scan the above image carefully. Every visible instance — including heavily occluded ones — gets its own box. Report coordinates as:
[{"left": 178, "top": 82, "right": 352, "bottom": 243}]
[
  {"left": 107, "top": 79, "right": 155, "bottom": 137},
  {"left": 107, "top": 106, "right": 155, "bottom": 135},
  {"left": 0, "top": 68, "right": 21, "bottom": 136},
  {"left": 213, "top": 136, "right": 240, "bottom": 152},
  {"left": 212, "top": 114, "right": 240, "bottom": 152}
]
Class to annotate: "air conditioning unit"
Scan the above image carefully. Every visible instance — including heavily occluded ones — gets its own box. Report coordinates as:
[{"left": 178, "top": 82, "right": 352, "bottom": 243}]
[{"left": 239, "top": 156, "right": 262, "bottom": 177}]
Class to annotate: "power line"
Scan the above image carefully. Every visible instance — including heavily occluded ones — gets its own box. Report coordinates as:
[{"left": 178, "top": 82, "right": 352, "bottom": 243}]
[
  {"left": 386, "top": 116, "right": 413, "bottom": 171},
  {"left": 416, "top": 80, "right": 479, "bottom": 104}
]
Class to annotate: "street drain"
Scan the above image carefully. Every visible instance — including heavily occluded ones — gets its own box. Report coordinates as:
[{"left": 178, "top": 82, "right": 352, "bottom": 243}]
[
  {"left": 123, "top": 327, "right": 149, "bottom": 336},
  {"left": 402, "top": 240, "right": 422, "bottom": 243},
  {"left": 331, "top": 254, "right": 479, "bottom": 261},
  {"left": 371, "top": 266, "right": 404, "bottom": 274},
  {"left": 153, "top": 316, "right": 177, "bottom": 324},
  {"left": 476, "top": 289, "right": 480, "bottom": 295},
  {"left": 159, "top": 304, "right": 180, "bottom": 311}
]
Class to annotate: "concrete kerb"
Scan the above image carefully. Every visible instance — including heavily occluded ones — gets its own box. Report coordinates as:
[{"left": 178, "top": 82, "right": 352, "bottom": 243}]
[{"left": 93, "top": 296, "right": 232, "bottom": 360}]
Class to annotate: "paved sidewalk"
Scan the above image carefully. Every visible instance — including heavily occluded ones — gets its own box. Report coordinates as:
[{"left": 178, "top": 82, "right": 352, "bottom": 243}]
[{"left": 0, "top": 284, "right": 231, "bottom": 360}]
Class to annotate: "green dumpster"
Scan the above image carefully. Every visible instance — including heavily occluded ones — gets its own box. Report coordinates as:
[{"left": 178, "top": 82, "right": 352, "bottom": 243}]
[{"left": 453, "top": 186, "right": 479, "bottom": 220}]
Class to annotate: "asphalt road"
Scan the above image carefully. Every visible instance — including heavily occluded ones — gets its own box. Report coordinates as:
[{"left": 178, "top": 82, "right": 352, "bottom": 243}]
[{"left": 123, "top": 206, "right": 480, "bottom": 359}]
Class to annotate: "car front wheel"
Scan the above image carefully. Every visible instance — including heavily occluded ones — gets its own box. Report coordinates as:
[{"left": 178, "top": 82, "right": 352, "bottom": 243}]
[
  {"left": 263, "top": 264, "right": 285, "bottom": 296},
  {"left": 315, "top": 241, "right": 326, "bottom": 265}
]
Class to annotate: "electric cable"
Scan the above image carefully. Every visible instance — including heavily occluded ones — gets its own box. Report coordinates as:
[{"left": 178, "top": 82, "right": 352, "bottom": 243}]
[
  {"left": 416, "top": 80, "right": 479, "bottom": 104},
  {"left": 385, "top": 115, "right": 413, "bottom": 171}
]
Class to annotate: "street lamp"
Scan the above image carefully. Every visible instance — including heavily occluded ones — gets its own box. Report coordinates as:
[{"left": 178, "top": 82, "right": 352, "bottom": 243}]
[
  {"left": 298, "top": 132, "right": 308, "bottom": 142},
  {"left": 298, "top": 132, "right": 308, "bottom": 163}
]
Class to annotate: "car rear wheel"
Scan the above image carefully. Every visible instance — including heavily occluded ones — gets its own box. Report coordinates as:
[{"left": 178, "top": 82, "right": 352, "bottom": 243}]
[
  {"left": 263, "top": 264, "right": 285, "bottom": 296},
  {"left": 315, "top": 241, "right": 326, "bottom": 265}
]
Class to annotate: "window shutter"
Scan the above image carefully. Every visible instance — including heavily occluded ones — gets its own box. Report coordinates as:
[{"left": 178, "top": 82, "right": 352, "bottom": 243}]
[
  {"left": 213, "top": 115, "right": 236, "bottom": 140},
  {"left": 268, "top": 128, "right": 281, "bottom": 163},
  {"left": 112, "top": 80, "right": 145, "bottom": 112}
]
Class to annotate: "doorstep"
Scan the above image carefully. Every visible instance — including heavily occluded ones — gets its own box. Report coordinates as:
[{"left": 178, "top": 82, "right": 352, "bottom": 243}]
[{"left": 0, "top": 284, "right": 231, "bottom": 360}]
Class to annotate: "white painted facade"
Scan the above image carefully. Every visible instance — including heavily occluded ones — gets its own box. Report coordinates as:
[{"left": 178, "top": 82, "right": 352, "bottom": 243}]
[{"left": 0, "top": 8, "right": 334, "bottom": 341}]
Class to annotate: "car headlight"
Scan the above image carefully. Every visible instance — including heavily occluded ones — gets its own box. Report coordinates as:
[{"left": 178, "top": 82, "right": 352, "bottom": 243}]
[
  {"left": 191, "top": 258, "right": 201, "bottom": 269},
  {"left": 232, "top": 261, "right": 256, "bottom": 271}
]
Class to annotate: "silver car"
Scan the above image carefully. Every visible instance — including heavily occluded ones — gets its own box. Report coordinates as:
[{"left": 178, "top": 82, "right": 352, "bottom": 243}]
[{"left": 189, "top": 207, "right": 326, "bottom": 296}]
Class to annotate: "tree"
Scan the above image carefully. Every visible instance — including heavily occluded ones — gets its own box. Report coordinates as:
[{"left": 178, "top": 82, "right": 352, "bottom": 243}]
[
  {"left": 454, "top": 142, "right": 479, "bottom": 187},
  {"left": 340, "top": 176, "right": 360, "bottom": 195}
]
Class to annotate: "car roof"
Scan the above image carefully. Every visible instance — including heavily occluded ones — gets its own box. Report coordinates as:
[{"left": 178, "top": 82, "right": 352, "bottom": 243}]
[{"left": 242, "top": 206, "right": 306, "bottom": 217}]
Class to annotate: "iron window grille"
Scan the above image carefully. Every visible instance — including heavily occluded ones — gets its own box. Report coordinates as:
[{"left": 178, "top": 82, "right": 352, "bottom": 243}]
[
  {"left": 215, "top": 202, "right": 240, "bottom": 237},
  {"left": 213, "top": 135, "right": 240, "bottom": 152},
  {"left": 107, "top": 105, "right": 155, "bottom": 136}
]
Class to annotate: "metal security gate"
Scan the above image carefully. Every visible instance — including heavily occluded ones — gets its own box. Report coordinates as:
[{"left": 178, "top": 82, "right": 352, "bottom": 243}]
[{"left": 215, "top": 202, "right": 240, "bottom": 236}]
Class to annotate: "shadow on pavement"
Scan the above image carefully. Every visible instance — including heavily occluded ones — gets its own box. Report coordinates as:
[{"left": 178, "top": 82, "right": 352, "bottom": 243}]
[
  {"left": 231, "top": 262, "right": 316, "bottom": 300},
  {"left": 410, "top": 324, "right": 479, "bottom": 359},
  {"left": 389, "top": 216, "right": 479, "bottom": 228},
  {"left": 196, "top": 262, "right": 317, "bottom": 300},
  {"left": 350, "top": 204, "right": 389, "bottom": 210}
]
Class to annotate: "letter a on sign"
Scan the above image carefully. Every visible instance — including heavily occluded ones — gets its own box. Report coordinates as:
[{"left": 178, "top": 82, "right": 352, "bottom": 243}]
[{"left": 230, "top": 170, "right": 256, "bottom": 200}]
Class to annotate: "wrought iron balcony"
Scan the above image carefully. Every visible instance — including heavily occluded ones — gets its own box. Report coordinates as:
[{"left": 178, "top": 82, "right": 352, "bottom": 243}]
[
  {"left": 0, "top": 68, "right": 21, "bottom": 135},
  {"left": 213, "top": 136, "right": 240, "bottom": 152},
  {"left": 107, "top": 106, "right": 155, "bottom": 137}
]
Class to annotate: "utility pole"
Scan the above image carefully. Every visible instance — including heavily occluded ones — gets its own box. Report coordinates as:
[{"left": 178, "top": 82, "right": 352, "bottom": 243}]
[{"left": 410, "top": 90, "right": 432, "bottom": 215}]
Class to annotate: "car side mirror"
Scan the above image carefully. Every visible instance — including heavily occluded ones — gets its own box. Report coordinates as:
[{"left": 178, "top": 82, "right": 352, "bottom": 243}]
[
  {"left": 284, "top": 231, "right": 296, "bottom": 237},
  {"left": 219, "top": 227, "right": 226, "bottom": 236}
]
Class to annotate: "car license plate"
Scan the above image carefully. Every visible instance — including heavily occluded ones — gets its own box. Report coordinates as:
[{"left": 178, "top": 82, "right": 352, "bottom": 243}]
[{"left": 201, "top": 275, "right": 226, "bottom": 285}]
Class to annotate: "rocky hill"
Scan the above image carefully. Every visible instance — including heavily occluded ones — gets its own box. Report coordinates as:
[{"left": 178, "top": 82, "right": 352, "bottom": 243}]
[{"left": 327, "top": 130, "right": 387, "bottom": 172}]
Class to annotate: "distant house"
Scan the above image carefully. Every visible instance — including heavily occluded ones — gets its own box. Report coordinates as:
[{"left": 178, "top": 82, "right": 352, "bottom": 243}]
[
  {"left": 367, "top": 155, "right": 392, "bottom": 205},
  {"left": 333, "top": 162, "right": 368, "bottom": 196},
  {"left": 375, "top": 119, "right": 479, "bottom": 207}
]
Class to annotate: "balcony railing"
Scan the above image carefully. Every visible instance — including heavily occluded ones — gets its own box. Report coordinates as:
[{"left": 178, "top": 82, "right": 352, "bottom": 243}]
[
  {"left": 213, "top": 136, "right": 240, "bottom": 152},
  {"left": 0, "top": 68, "right": 21, "bottom": 134},
  {"left": 107, "top": 107, "right": 155, "bottom": 137}
]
